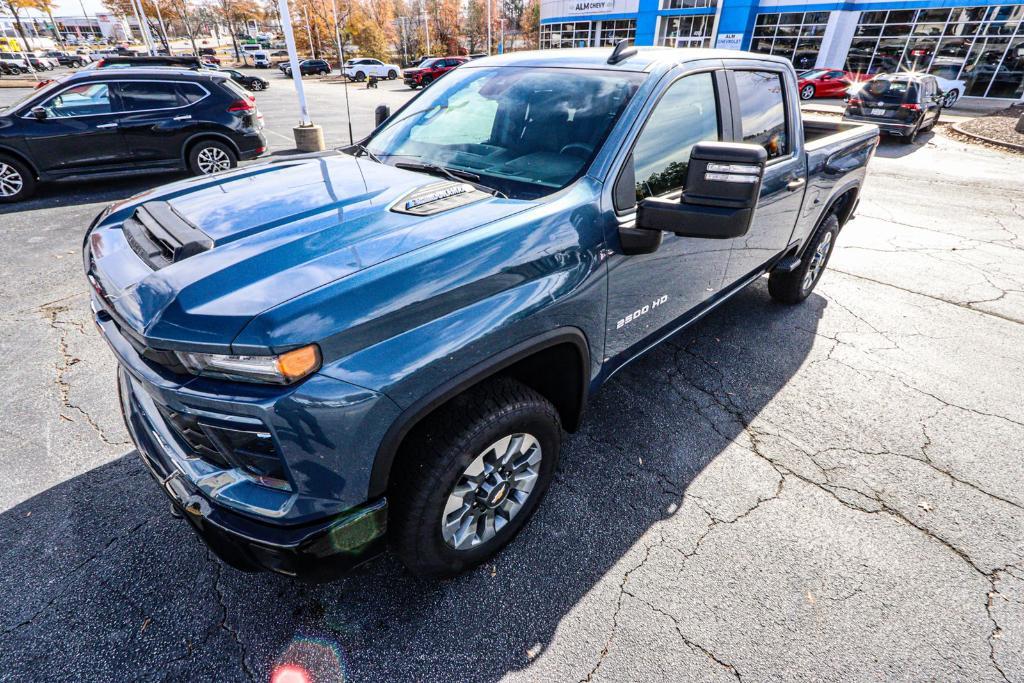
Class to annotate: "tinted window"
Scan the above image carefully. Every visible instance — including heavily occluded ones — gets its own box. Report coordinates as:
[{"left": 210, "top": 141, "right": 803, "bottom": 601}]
[
  {"left": 632, "top": 72, "right": 720, "bottom": 201},
  {"left": 178, "top": 82, "right": 206, "bottom": 104},
  {"left": 862, "top": 78, "right": 919, "bottom": 103},
  {"left": 117, "top": 81, "right": 185, "bottom": 110},
  {"left": 734, "top": 70, "right": 788, "bottom": 159},
  {"left": 38, "top": 83, "right": 112, "bottom": 117}
]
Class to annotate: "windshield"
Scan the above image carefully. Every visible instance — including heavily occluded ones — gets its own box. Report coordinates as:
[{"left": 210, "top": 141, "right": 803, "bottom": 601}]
[
  {"left": 366, "top": 66, "right": 644, "bottom": 200},
  {"left": 801, "top": 69, "right": 829, "bottom": 80},
  {"left": 862, "top": 78, "right": 919, "bottom": 103},
  {"left": 418, "top": 58, "right": 437, "bottom": 68}
]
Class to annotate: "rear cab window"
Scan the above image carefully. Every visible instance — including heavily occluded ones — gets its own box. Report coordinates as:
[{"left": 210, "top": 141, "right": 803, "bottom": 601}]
[{"left": 733, "top": 70, "right": 789, "bottom": 160}]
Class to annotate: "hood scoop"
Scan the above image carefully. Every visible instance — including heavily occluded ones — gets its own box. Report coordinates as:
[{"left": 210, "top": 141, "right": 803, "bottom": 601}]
[
  {"left": 392, "top": 180, "right": 491, "bottom": 216},
  {"left": 123, "top": 201, "right": 213, "bottom": 270}
]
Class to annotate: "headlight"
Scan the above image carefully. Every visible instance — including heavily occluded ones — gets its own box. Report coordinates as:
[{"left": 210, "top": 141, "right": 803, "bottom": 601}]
[{"left": 175, "top": 344, "right": 321, "bottom": 385}]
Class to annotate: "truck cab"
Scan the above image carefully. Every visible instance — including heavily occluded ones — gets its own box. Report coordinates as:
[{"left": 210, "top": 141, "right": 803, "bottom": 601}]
[{"left": 84, "top": 46, "right": 878, "bottom": 579}]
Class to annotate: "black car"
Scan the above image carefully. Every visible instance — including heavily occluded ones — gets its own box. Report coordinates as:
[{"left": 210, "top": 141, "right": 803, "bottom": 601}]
[
  {"left": 843, "top": 73, "right": 943, "bottom": 144},
  {"left": 44, "top": 50, "right": 87, "bottom": 67},
  {"left": 220, "top": 68, "right": 269, "bottom": 91},
  {"left": 0, "top": 68, "right": 267, "bottom": 202},
  {"left": 284, "top": 59, "right": 331, "bottom": 77}
]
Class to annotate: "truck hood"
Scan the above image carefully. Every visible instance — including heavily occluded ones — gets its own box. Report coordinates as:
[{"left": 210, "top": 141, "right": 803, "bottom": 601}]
[{"left": 86, "top": 155, "right": 529, "bottom": 351}]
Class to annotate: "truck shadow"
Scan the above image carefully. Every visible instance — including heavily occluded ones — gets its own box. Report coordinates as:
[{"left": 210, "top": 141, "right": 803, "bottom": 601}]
[{"left": 0, "top": 278, "right": 825, "bottom": 681}]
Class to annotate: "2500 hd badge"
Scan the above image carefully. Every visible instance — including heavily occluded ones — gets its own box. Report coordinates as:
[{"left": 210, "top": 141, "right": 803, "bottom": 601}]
[{"left": 84, "top": 45, "right": 877, "bottom": 579}]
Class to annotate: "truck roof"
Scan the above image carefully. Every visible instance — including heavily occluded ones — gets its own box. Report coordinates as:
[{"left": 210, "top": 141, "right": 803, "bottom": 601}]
[{"left": 466, "top": 46, "right": 792, "bottom": 72}]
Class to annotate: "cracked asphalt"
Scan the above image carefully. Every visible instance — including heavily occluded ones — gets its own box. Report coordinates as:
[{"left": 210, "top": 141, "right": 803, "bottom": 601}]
[{"left": 1, "top": 95, "right": 1023, "bottom": 681}]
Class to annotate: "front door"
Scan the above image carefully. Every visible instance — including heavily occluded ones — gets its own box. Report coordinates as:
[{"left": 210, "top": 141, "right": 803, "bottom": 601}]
[
  {"left": 722, "top": 69, "right": 806, "bottom": 282},
  {"left": 23, "top": 81, "right": 130, "bottom": 174},
  {"left": 605, "top": 69, "right": 732, "bottom": 359}
]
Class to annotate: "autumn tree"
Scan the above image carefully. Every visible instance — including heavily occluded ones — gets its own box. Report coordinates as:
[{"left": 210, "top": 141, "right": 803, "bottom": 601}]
[{"left": 1, "top": 0, "right": 36, "bottom": 51}]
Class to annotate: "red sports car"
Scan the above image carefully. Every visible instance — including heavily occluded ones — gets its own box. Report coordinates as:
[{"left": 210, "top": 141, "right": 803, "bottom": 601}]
[
  {"left": 797, "top": 69, "right": 870, "bottom": 100},
  {"left": 402, "top": 56, "right": 468, "bottom": 89}
]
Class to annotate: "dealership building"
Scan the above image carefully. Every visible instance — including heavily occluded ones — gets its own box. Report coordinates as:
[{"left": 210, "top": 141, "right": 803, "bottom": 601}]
[{"left": 539, "top": 0, "right": 1024, "bottom": 99}]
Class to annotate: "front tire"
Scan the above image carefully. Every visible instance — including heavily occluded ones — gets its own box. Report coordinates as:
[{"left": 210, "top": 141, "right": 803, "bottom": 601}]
[
  {"left": 188, "top": 140, "right": 237, "bottom": 176},
  {"left": 800, "top": 84, "right": 815, "bottom": 100},
  {"left": 769, "top": 213, "right": 840, "bottom": 304},
  {"left": 390, "top": 378, "right": 562, "bottom": 577},
  {"left": 943, "top": 89, "right": 959, "bottom": 108},
  {"left": 354, "top": 70, "right": 365, "bottom": 81},
  {"left": 0, "top": 155, "right": 36, "bottom": 203}
]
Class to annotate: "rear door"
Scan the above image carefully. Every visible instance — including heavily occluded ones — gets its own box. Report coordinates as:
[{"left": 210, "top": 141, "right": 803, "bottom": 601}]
[
  {"left": 22, "top": 80, "right": 131, "bottom": 174},
  {"left": 721, "top": 67, "right": 806, "bottom": 282},
  {"left": 113, "top": 80, "right": 209, "bottom": 165}
]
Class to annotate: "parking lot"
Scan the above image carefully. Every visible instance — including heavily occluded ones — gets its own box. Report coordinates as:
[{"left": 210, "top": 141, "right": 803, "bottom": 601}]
[{"left": 1, "top": 74, "right": 1023, "bottom": 681}]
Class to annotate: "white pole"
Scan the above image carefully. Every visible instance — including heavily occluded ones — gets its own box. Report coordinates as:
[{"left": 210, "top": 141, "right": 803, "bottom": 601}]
[
  {"left": 423, "top": 12, "right": 430, "bottom": 55},
  {"left": 130, "top": 0, "right": 157, "bottom": 54},
  {"left": 277, "top": 0, "right": 312, "bottom": 126}
]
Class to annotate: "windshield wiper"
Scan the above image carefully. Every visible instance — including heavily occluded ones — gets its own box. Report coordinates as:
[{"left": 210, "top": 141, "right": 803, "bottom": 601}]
[
  {"left": 346, "top": 143, "right": 383, "bottom": 164},
  {"left": 394, "top": 161, "right": 508, "bottom": 198}
]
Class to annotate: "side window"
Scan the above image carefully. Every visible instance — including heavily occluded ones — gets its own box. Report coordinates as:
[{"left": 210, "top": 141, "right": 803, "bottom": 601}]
[
  {"left": 733, "top": 71, "right": 788, "bottom": 160},
  {"left": 632, "top": 72, "right": 720, "bottom": 201},
  {"left": 177, "top": 82, "right": 207, "bottom": 104},
  {"left": 38, "top": 83, "right": 112, "bottom": 118},
  {"left": 116, "top": 81, "right": 185, "bottom": 111}
]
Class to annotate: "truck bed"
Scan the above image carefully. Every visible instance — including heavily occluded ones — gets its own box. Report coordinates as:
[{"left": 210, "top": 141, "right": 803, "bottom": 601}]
[{"left": 803, "top": 117, "right": 878, "bottom": 149}]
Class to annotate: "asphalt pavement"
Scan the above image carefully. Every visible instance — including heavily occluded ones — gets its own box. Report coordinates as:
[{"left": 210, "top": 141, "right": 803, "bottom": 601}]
[{"left": 1, "top": 79, "right": 1023, "bottom": 682}]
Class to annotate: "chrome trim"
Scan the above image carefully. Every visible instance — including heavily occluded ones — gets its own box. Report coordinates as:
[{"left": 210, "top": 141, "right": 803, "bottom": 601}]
[{"left": 19, "top": 79, "right": 211, "bottom": 120}]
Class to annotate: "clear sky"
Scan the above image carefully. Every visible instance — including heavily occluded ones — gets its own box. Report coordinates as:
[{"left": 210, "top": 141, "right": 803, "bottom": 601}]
[{"left": 22, "top": 0, "right": 111, "bottom": 17}]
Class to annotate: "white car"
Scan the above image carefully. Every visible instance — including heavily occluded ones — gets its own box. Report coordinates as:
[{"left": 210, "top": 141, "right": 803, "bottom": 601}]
[{"left": 342, "top": 58, "right": 400, "bottom": 81}]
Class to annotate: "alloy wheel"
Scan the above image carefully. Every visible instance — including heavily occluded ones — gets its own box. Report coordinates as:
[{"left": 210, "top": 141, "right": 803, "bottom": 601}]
[
  {"left": 801, "top": 85, "right": 814, "bottom": 100},
  {"left": 441, "top": 433, "right": 542, "bottom": 550},
  {"left": 802, "top": 231, "right": 833, "bottom": 292},
  {"left": 0, "top": 162, "right": 24, "bottom": 198},
  {"left": 195, "top": 147, "right": 231, "bottom": 174}
]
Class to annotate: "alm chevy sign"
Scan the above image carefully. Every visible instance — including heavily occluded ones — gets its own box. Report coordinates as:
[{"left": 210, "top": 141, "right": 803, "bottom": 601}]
[{"left": 541, "top": 0, "right": 640, "bottom": 19}]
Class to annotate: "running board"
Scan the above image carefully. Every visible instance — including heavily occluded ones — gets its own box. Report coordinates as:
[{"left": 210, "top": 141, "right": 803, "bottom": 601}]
[{"left": 773, "top": 255, "right": 802, "bottom": 273}]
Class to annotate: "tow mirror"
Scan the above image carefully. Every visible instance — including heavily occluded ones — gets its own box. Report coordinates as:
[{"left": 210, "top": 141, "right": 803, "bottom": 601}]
[
  {"left": 374, "top": 104, "right": 390, "bottom": 128},
  {"left": 31, "top": 106, "right": 48, "bottom": 120},
  {"left": 635, "top": 142, "right": 767, "bottom": 240}
]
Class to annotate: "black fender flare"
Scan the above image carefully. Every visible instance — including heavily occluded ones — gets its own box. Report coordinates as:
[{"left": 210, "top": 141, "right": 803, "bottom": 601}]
[
  {"left": 367, "top": 327, "right": 590, "bottom": 498},
  {"left": 180, "top": 132, "right": 243, "bottom": 166},
  {"left": 0, "top": 144, "right": 40, "bottom": 179}
]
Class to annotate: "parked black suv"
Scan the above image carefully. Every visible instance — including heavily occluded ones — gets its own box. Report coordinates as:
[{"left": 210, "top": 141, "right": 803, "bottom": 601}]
[
  {"left": 0, "top": 68, "right": 267, "bottom": 203},
  {"left": 843, "top": 73, "right": 943, "bottom": 144},
  {"left": 284, "top": 59, "right": 331, "bottom": 77}
]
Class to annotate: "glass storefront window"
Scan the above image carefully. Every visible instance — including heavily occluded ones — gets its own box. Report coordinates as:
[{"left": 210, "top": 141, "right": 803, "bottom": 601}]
[
  {"left": 751, "top": 11, "right": 830, "bottom": 69},
  {"left": 540, "top": 22, "right": 592, "bottom": 49},
  {"left": 658, "top": 15, "right": 713, "bottom": 48},
  {"left": 661, "top": 0, "right": 715, "bottom": 8},
  {"left": 846, "top": 5, "right": 1024, "bottom": 98},
  {"left": 598, "top": 20, "right": 636, "bottom": 47}
]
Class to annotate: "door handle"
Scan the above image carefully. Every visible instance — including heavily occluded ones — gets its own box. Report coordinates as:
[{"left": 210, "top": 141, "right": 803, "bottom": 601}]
[
  {"left": 95, "top": 123, "right": 118, "bottom": 129},
  {"left": 173, "top": 115, "right": 192, "bottom": 121},
  {"left": 787, "top": 177, "right": 806, "bottom": 191}
]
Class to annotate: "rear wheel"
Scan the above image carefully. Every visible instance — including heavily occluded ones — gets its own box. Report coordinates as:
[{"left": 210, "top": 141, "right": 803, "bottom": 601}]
[
  {"left": 388, "top": 69, "right": 398, "bottom": 79},
  {"left": 769, "top": 213, "right": 840, "bottom": 304},
  {"left": 249, "top": 80, "right": 264, "bottom": 91},
  {"left": 188, "top": 140, "right": 237, "bottom": 176},
  {"left": 800, "top": 84, "right": 816, "bottom": 100},
  {"left": 390, "top": 378, "right": 561, "bottom": 577},
  {"left": 0, "top": 155, "right": 35, "bottom": 203},
  {"left": 900, "top": 121, "right": 920, "bottom": 144}
]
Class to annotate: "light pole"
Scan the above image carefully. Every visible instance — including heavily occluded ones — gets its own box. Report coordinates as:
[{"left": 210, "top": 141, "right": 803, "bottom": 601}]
[
  {"left": 277, "top": 0, "right": 324, "bottom": 150},
  {"left": 486, "top": 0, "right": 491, "bottom": 55},
  {"left": 331, "top": 0, "right": 353, "bottom": 146}
]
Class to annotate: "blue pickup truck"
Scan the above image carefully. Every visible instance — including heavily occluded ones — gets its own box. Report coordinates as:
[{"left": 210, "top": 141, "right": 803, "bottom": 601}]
[{"left": 84, "top": 46, "right": 878, "bottom": 579}]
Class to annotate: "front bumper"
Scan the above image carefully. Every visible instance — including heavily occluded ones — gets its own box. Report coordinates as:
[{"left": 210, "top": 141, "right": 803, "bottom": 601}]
[{"left": 119, "top": 367, "right": 389, "bottom": 580}]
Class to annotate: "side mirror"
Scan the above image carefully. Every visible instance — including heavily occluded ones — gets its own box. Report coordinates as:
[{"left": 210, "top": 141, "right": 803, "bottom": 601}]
[
  {"left": 31, "top": 106, "right": 48, "bottom": 120},
  {"left": 374, "top": 104, "right": 390, "bottom": 128},
  {"left": 636, "top": 141, "right": 767, "bottom": 240}
]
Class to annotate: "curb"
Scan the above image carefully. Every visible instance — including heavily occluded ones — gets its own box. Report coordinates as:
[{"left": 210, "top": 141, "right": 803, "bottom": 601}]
[
  {"left": 0, "top": 80, "right": 38, "bottom": 88},
  {"left": 950, "top": 121, "right": 1024, "bottom": 153}
]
